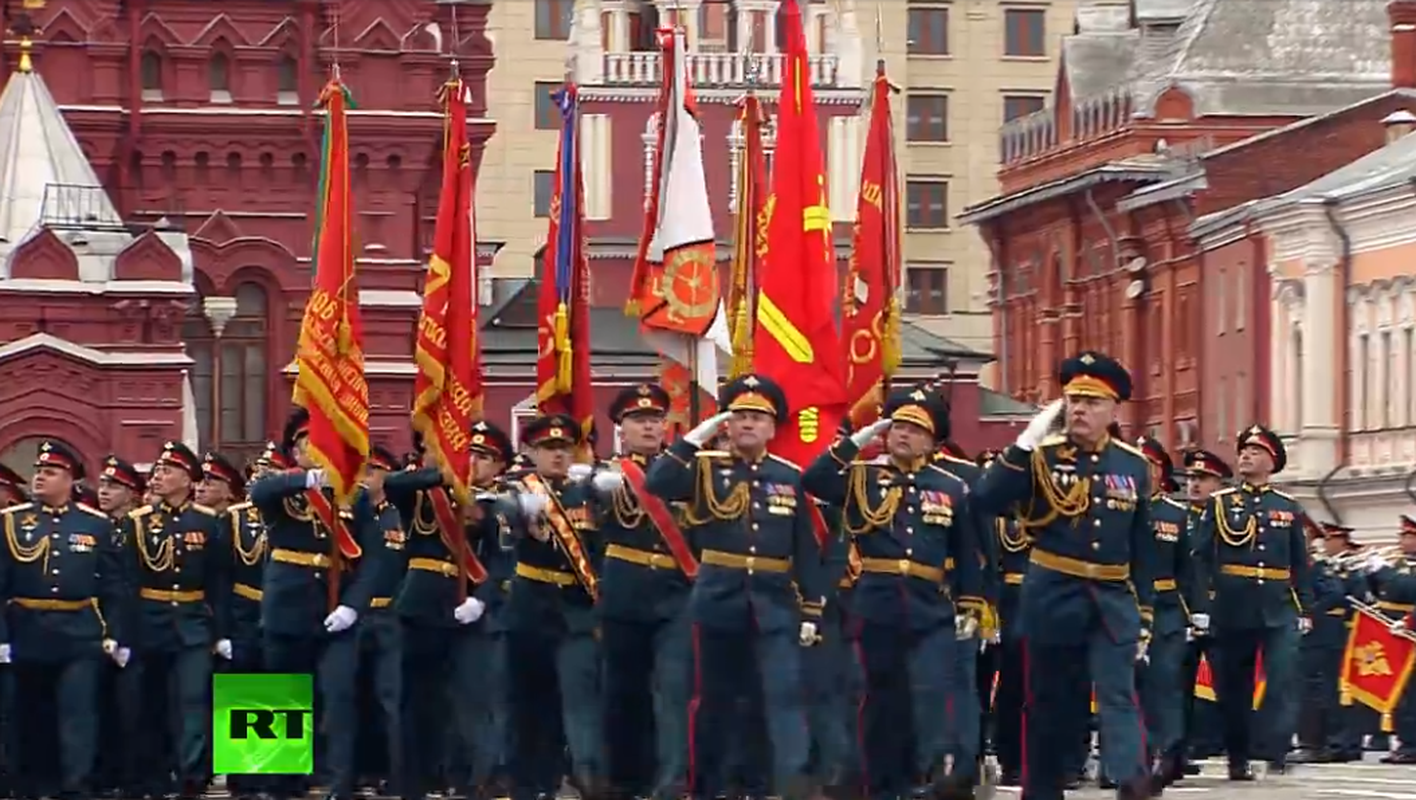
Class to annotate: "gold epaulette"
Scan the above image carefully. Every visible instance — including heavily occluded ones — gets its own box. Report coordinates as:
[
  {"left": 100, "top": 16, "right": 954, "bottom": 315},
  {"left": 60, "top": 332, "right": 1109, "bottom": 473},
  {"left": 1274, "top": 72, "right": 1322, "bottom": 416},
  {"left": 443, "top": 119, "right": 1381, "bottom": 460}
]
[
  {"left": 191, "top": 503, "right": 218, "bottom": 516},
  {"left": 1159, "top": 496, "right": 1188, "bottom": 510},
  {"left": 938, "top": 453, "right": 974, "bottom": 469},
  {"left": 1212, "top": 486, "right": 1238, "bottom": 498},
  {"left": 77, "top": 502, "right": 107, "bottom": 518},
  {"left": 850, "top": 455, "right": 892, "bottom": 467},
  {"left": 1111, "top": 439, "right": 1147, "bottom": 460},
  {"left": 227, "top": 501, "right": 252, "bottom": 515},
  {"left": 1038, "top": 433, "right": 1068, "bottom": 448},
  {"left": 1, "top": 501, "right": 32, "bottom": 516},
  {"left": 127, "top": 504, "right": 154, "bottom": 520},
  {"left": 925, "top": 463, "right": 969, "bottom": 490},
  {"left": 767, "top": 453, "right": 803, "bottom": 472},
  {"left": 694, "top": 450, "right": 730, "bottom": 459},
  {"left": 1269, "top": 488, "right": 1298, "bottom": 502}
]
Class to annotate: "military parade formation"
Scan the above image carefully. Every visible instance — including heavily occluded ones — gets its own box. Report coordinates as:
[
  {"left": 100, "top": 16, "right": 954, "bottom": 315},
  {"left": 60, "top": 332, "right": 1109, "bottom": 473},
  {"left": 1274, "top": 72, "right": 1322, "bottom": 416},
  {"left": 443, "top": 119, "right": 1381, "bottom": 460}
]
[{"left": 0, "top": 351, "right": 1414, "bottom": 800}]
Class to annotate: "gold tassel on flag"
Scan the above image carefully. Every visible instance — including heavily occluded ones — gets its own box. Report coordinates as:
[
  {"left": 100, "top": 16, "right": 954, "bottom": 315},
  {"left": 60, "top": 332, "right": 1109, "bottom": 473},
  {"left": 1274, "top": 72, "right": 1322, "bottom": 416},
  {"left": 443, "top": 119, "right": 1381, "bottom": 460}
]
[
  {"left": 1383, "top": 711, "right": 1394, "bottom": 732},
  {"left": 882, "top": 295, "right": 902, "bottom": 375},
  {"left": 554, "top": 300, "right": 571, "bottom": 391}
]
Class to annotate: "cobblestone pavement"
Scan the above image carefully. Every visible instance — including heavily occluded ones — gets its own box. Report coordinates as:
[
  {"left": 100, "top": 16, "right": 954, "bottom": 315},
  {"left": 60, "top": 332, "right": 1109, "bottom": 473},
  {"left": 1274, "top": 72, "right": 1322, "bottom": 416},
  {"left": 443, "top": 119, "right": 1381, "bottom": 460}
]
[{"left": 987, "top": 755, "right": 1416, "bottom": 798}]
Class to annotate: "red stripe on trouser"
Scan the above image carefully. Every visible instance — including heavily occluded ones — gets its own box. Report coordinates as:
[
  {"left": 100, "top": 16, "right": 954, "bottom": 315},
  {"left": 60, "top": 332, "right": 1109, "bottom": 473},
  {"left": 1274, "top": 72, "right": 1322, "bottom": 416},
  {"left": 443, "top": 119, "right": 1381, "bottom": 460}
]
[{"left": 686, "top": 623, "right": 703, "bottom": 794}]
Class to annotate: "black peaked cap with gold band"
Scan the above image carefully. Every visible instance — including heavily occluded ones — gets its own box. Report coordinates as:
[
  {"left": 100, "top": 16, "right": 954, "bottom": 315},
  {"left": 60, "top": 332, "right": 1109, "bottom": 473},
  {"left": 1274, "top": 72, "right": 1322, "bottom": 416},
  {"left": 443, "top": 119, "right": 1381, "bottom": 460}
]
[
  {"left": 719, "top": 373, "right": 788, "bottom": 424},
  {"left": 282, "top": 406, "right": 312, "bottom": 455},
  {"left": 100, "top": 455, "right": 144, "bottom": 493},
  {"left": 36, "top": 439, "right": 85, "bottom": 481},
  {"left": 157, "top": 441, "right": 203, "bottom": 482},
  {"left": 918, "top": 382, "right": 955, "bottom": 443},
  {"left": 610, "top": 383, "right": 671, "bottom": 424},
  {"left": 1236, "top": 423, "right": 1286, "bottom": 474},
  {"left": 522, "top": 413, "right": 582, "bottom": 448},
  {"left": 1136, "top": 435, "right": 1179, "bottom": 493},
  {"left": 367, "top": 446, "right": 401, "bottom": 472},
  {"left": 1183, "top": 448, "right": 1232, "bottom": 480},
  {"left": 202, "top": 451, "right": 246, "bottom": 494},
  {"left": 469, "top": 420, "right": 515, "bottom": 464},
  {"left": 256, "top": 440, "right": 291, "bottom": 471},
  {"left": 883, "top": 387, "right": 951, "bottom": 444},
  {"left": 1058, "top": 350, "right": 1133, "bottom": 402},
  {"left": 1317, "top": 521, "right": 1354, "bottom": 540}
]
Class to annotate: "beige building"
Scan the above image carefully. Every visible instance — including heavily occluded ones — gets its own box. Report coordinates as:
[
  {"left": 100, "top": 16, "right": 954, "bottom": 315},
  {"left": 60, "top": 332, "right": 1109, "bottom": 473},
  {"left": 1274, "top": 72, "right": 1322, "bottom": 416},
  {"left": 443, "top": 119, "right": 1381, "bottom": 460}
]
[{"left": 476, "top": 0, "right": 1074, "bottom": 362}]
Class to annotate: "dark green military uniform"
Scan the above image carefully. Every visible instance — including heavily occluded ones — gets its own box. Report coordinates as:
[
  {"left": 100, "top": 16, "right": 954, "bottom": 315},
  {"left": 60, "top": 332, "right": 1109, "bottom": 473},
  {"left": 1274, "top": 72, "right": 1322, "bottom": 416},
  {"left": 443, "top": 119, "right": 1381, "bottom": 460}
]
[
  {"left": 0, "top": 440, "right": 127, "bottom": 799},
  {"left": 982, "top": 513, "right": 1031, "bottom": 784},
  {"left": 1293, "top": 524, "right": 1357, "bottom": 763},
  {"left": 1190, "top": 425, "right": 1312, "bottom": 778},
  {"left": 501, "top": 414, "right": 604, "bottom": 800},
  {"left": 804, "top": 388, "right": 984, "bottom": 800},
  {"left": 973, "top": 352, "right": 1156, "bottom": 800},
  {"left": 645, "top": 374, "right": 827, "bottom": 800},
  {"left": 1368, "top": 521, "right": 1416, "bottom": 763},
  {"left": 247, "top": 408, "right": 388, "bottom": 800}
]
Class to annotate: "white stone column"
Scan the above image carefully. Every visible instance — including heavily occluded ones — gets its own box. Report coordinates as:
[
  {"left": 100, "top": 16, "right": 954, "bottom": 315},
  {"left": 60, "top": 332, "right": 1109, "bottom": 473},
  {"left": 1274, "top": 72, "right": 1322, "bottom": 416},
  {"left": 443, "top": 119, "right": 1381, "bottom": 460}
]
[
  {"left": 1269, "top": 287, "right": 1287, "bottom": 432},
  {"left": 1300, "top": 233, "right": 1341, "bottom": 477}
]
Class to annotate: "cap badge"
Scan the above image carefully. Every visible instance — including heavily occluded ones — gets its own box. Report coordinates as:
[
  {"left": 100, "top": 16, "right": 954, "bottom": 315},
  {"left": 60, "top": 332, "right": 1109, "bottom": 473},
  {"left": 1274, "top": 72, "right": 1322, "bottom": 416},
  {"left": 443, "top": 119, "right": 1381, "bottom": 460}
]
[{"left": 1080, "top": 353, "right": 1096, "bottom": 365}]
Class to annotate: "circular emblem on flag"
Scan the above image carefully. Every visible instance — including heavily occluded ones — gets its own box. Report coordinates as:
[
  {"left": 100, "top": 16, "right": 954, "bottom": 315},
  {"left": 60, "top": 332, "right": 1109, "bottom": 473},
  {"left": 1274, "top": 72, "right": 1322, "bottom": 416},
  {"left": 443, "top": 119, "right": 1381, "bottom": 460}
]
[{"left": 662, "top": 247, "right": 717, "bottom": 323}]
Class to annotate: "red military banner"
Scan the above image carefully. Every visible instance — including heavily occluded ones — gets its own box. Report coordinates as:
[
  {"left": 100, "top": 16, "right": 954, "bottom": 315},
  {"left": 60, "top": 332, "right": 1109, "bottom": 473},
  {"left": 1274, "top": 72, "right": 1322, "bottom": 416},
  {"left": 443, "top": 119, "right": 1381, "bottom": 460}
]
[
  {"left": 292, "top": 77, "right": 368, "bottom": 535},
  {"left": 1340, "top": 603, "right": 1416, "bottom": 730},
  {"left": 1193, "top": 653, "right": 1265, "bottom": 709}
]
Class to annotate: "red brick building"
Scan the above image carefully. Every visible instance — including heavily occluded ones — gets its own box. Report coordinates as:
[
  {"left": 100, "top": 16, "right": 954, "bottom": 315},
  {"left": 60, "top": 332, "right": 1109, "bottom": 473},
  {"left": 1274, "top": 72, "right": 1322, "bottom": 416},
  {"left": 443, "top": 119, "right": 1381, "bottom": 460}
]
[{"left": 960, "top": 0, "right": 1404, "bottom": 453}]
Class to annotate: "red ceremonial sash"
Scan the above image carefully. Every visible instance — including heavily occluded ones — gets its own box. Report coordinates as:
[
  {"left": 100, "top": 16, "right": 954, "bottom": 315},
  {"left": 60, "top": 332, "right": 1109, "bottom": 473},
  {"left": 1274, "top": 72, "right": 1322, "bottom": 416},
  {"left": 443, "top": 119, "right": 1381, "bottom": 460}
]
[
  {"left": 303, "top": 488, "right": 361, "bottom": 559},
  {"left": 521, "top": 474, "right": 599, "bottom": 600},
  {"left": 426, "top": 486, "right": 490, "bottom": 599},
  {"left": 618, "top": 457, "right": 698, "bottom": 579}
]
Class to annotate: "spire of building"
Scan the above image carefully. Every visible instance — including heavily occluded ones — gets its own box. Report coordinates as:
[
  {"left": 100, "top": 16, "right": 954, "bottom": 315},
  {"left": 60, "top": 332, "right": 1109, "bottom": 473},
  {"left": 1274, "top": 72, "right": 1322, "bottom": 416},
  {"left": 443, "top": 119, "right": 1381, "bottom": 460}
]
[{"left": 0, "top": 36, "right": 123, "bottom": 251}]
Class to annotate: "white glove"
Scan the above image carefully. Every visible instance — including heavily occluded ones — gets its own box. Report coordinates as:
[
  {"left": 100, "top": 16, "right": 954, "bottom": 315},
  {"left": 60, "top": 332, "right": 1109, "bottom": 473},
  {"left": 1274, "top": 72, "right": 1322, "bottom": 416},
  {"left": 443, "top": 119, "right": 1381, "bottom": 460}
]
[
  {"left": 849, "top": 419, "right": 891, "bottom": 448},
  {"left": 304, "top": 469, "right": 327, "bottom": 489},
  {"left": 1365, "top": 554, "right": 1389, "bottom": 575},
  {"left": 215, "top": 639, "right": 233, "bottom": 660},
  {"left": 114, "top": 647, "right": 131, "bottom": 668},
  {"left": 517, "top": 491, "right": 549, "bottom": 519},
  {"left": 684, "top": 411, "right": 732, "bottom": 446},
  {"left": 1136, "top": 638, "right": 1150, "bottom": 663},
  {"left": 0, "top": 643, "right": 11, "bottom": 664},
  {"left": 592, "top": 469, "right": 625, "bottom": 494},
  {"left": 324, "top": 605, "right": 358, "bottom": 633},
  {"left": 799, "top": 621, "right": 819, "bottom": 646},
  {"left": 1015, "top": 399, "right": 1064, "bottom": 451},
  {"left": 955, "top": 614, "right": 979, "bottom": 640},
  {"left": 1298, "top": 616, "right": 1312, "bottom": 634},
  {"left": 1190, "top": 613, "right": 1210, "bottom": 634},
  {"left": 567, "top": 463, "right": 594, "bottom": 483},
  {"left": 454, "top": 597, "right": 486, "bottom": 625},
  {"left": 1389, "top": 617, "right": 1407, "bottom": 634}
]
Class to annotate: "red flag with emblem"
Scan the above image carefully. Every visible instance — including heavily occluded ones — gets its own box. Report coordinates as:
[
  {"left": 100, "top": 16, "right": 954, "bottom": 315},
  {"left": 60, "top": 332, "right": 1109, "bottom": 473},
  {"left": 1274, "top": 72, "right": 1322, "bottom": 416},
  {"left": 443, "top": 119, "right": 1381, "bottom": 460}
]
[{"left": 1340, "top": 603, "right": 1416, "bottom": 730}]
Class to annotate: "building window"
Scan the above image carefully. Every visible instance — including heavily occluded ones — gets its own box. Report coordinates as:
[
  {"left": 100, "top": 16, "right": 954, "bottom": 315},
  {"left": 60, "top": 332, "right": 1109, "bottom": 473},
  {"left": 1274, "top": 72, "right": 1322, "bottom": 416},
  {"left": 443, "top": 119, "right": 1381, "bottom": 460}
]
[
  {"left": 140, "top": 50, "right": 163, "bottom": 101},
  {"left": 277, "top": 55, "right": 299, "bottom": 105},
  {"left": 1384, "top": 329, "right": 1396, "bottom": 429},
  {"left": 536, "top": 0, "right": 575, "bottom": 40},
  {"left": 907, "top": 6, "right": 948, "bottom": 55},
  {"left": 1233, "top": 265, "right": 1247, "bottom": 330},
  {"left": 1004, "top": 8, "right": 1046, "bottom": 57},
  {"left": 1358, "top": 332, "right": 1370, "bottom": 430},
  {"left": 906, "top": 263, "right": 949, "bottom": 315},
  {"left": 906, "top": 94, "right": 949, "bottom": 142},
  {"left": 1002, "top": 94, "right": 1045, "bottom": 122},
  {"left": 905, "top": 179, "right": 949, "bottom": 229},
  {"left": 534, "top": 82, "right": 563, "bottom": 130},
  {"left": 534, "top": 170, "right": 556, "bottom": 217},
  {"left": 209, "top": 53, "right": 231, "bottom": 103},
  {"left": 184, "top": 284, "right": 269, "bottom": 463}
]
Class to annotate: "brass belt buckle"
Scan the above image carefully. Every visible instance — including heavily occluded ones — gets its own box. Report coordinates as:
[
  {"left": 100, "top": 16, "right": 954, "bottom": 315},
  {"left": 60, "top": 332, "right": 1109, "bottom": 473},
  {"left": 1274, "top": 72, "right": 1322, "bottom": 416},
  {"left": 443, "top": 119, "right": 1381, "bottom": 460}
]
[
  {"left": 898, "top": 558, "right": 911, "bottom": 576},
  {"left": 745, "top": 556, "right": 756, "bottom": 574}
]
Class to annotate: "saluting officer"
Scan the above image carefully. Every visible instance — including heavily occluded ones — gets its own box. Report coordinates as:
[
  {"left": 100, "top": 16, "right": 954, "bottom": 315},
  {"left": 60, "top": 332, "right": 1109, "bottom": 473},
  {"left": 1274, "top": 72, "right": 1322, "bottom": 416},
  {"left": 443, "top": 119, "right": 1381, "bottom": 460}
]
[
  {"left": 1292, "top": 522, "right": 1358, "bottom": 764},
  {"left": 0, "top": 440, "right": 129, "bottom": 800},
  {"left": 119, "top": 441, "right": 228, "bottom": 799},
  {"left": 1134, "top": 436, "right": 1194, "bottom": 791},
  {"left": 247, "top": 407, "right": 384, "bottom": 800},
  {"left": 581, "top": 383, "right": 695, "bottom": 800},
  {"left": 500, "top": 413, "right": 605, "bottom": 800},
  {"left": 645, "top": 374, "right": 827, "bottom": 800},
  {"left": 1190, "top": 424, "right": 1312, "bottom": 779},
  {"left": 973, "top": 351, "right": 1156, "bottom": 800},
  {"left": 805, "top": 387, "right": 985, "bottom": 799}
]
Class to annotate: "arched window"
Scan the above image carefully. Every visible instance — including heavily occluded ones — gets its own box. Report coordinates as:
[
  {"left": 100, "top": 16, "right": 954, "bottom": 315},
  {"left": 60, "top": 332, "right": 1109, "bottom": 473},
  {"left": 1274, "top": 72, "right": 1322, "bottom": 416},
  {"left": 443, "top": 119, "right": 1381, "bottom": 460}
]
[
  {"left": 184, "top": 283, "right": 270, "bottom": 463},
  {"left": 209, "top": 52, "right": 231, "bottom": 102},
  {"left": 140, "top": 51, "right": 163, "bottom": 100}
]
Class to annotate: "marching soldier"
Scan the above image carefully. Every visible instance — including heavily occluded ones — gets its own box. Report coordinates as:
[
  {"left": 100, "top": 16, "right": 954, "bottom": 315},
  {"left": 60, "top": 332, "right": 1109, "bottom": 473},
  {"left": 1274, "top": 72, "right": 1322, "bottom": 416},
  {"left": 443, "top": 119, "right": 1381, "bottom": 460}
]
[
  {"left": 247, "top": 408, "right": 385, "bottom": 800},
  {"left": 804, "top": 387, "right": 985, "bottom": 799},
  {"left": 1134, "top": 436, "right": 1194, "bottom": 791},
  {"left": 92, "top": 455, "right": 143, "bottom": 797},
  {"left": 972, "top": 351, "right": 1156, "bottom": 800},
  {"left": 95, "top": 458, "right": 142, "bottom": 520},
  {"left": 119, "top": 441, "right": 228, "bottom": 799},
  {"left": 1292, "top": 522, "right": 1358, "bottom": 764},
  {"left": 499, "top": 413, "right": 605, "bottom": 800},
  {"left": 645, "top": 374, "right": 827, "bottom": 800},
  {"left": 978, "top": 461, "right": 1030, "bottom": 788},
  {"left": 1366, "top": 515, "right": 1416, "bottom": 763},
  {"left": 1190, "top": 424, "right": 1312, "bottom": 779},
  {"left": 1174, "top": 448, "right": 1232, "bottom": 775},
  {"left": 580, "top": 383, "right": 695, "bottom": 800},
  {"left": 0, "top": 440, "right": 129, "bottom": 800}
]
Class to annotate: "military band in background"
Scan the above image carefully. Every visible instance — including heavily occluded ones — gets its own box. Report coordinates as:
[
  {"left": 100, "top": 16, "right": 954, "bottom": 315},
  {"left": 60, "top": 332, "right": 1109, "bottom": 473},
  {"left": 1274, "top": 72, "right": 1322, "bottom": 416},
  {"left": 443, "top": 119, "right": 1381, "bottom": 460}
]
[{"left": 2, "top": 351, "right": 1416, "bottom": 800}]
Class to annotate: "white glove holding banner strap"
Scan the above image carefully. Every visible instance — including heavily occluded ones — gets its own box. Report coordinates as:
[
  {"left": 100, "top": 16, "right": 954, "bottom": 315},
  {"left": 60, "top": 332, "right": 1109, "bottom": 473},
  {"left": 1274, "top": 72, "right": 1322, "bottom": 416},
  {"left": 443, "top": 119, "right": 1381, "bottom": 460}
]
[
  {"left": 454, "top": 597, "right": 486, "bottom": 625},
  {"left": 955, "top": 614, "right": 979, "bottom": 641},
  {"left": 567, "top": 463, "right": 593, "bottom": 483},
  {"left": 849, "top": 419, "right": 892, "bottom": 449},
  {"left": 1190, "top": 612, "right": 1210, "bottom": 635},
  {"left": 1015, "top": 399, "right": 1065, "bottom": 452},
  {"left": 592, "top": 469, "right": 625, "bottom": 494},
  {"left": 517, "top": 492, "right": 549, "bottom": 519},
  {"left": 304, "top": 469, "right": 327, "bottom": 489},
  {"left": 324, "top": 605, "right": 358, "bottom": 633},
  {"left": 684, "top": 411, "right": 733, "bottom": 446},
  {"left": 799, "top": 621, "right": 819, "bottom": 646}
]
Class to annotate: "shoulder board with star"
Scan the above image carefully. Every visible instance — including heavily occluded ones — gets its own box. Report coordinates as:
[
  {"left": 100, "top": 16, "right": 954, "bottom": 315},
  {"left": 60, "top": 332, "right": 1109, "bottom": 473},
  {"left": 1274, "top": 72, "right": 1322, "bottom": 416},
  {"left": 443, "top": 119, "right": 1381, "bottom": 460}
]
[
  {"left": 925, "top": 464, "right": 970, "bottom": 491},
  {"left": 767, "top": 453, "right": 803, "bottom": 472},
  {"left": 127, "top": 504, "right": 154, "bottom": 520},
  {"left": 227, "top": 501, "right": 252, "bottom": 516},
  {"left": 1038, "top": 433, "right": 1068, "bottom": 448},
  {"left": 1110, "top": 440, "right": 1147, "bottom": 460},
  {"left": 694, "top": 450, "right": 731, "bottom": 460},
  {"left": 1212, "top": 486, "right": 1238, "bottom": 497},
  {"left": 2, "top": 502, "right": 33, "bottom": 516},
  {"left": 1159, "top": 496, "right": 1188, "bottom": 510},
  {"left": 77, "top": 503, "right": 108, "bottom": 518},
  {"left": 191, "top": 503, "right": 218, "bottom": 516}
]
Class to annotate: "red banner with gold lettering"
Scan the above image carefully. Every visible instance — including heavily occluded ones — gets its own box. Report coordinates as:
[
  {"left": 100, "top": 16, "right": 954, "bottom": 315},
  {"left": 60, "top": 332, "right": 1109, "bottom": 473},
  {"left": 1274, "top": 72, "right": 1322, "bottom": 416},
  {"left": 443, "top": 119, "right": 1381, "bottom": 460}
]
[
  {"left": 292, "top": 78, "right": 368, "bottom": 506},
  {"left": 843, "top": 62, "right": 902, "bottom": 429},
  {"left": 1340, "top": 603, "right": 1416, "bottom": 730},
  {"left": 411, "top": 76, "right": 483, "bottom": 504},
  {"left": 751, "top": 0, "right": 848, "bottom": 467}
]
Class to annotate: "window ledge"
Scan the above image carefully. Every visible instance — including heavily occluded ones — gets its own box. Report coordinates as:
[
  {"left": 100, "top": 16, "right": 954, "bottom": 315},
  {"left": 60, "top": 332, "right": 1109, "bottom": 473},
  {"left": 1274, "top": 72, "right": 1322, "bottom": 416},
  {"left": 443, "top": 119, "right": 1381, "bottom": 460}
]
[
  {"left": 1001, "top": 55, "right": 1049, "bottom": 63},
  {"left": 906, "top": 53, "right": 954, "bottom": 60},
  {"left": 905, "top": 227, "right": 953, "bottom": 234},
  {"left": 906, "top": 140, "right": 954, "bottom": 148}
]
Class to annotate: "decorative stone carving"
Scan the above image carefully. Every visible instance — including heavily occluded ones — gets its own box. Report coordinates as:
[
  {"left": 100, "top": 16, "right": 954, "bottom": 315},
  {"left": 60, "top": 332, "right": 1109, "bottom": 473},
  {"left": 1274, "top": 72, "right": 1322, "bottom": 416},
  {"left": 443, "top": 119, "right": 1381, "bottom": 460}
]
[{"left": 203, "top": 296, "right": 238, "bottom": 337}]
